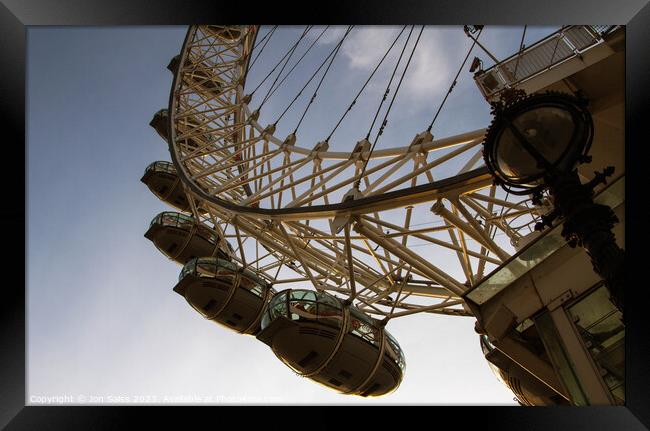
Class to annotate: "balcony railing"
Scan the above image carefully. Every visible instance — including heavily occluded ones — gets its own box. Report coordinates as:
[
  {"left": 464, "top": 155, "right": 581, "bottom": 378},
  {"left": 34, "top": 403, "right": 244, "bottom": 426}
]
[
  {"left": 464, "top": 175, "right": 624, "bottom": 306},
  {"left": 474, "top": 25, "right": 619, "bottom": 100}
]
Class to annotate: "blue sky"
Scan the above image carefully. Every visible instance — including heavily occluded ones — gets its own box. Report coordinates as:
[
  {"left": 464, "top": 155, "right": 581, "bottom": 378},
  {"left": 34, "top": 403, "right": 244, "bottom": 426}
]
[{"left": 27, "top": 25, "right": 558, "bottom": 404}]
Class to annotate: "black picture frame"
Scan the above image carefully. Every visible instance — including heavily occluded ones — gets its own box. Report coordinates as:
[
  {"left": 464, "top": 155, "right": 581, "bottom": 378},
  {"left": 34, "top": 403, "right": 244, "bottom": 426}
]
[{"left": 3, "top": 0, "right": 648, "bottom": 429}]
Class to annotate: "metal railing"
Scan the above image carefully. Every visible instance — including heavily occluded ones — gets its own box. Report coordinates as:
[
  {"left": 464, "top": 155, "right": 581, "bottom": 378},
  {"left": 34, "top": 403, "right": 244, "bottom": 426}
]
[
  {"left": 465, "top": 175, "right": 624, "bottom": 305},
  {"left": 474, "top": 25, "right": 619, "bottom": 100}
]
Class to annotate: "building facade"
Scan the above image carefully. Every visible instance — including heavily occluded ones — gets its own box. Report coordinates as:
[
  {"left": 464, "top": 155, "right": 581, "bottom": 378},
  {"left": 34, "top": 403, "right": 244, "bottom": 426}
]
[{"left": 465, "top": 25, "right": 625, "bottom": 406}]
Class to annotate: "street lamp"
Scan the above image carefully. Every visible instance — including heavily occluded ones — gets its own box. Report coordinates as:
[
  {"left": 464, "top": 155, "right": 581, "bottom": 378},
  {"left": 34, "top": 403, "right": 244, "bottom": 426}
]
[{"left": 482, "top": 90, "right": 624, "bottom": 312}]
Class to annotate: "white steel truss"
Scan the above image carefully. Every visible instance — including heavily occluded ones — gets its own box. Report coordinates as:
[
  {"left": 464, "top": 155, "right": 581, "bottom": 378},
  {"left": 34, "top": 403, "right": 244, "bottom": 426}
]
[{"left": 165, "top": 25, "right": 546, "bottom": 322}]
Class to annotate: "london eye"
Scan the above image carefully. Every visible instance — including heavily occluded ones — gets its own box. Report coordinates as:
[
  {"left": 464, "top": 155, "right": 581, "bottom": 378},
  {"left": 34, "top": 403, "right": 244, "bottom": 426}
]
[{"left": 141, "top": 25, "right": 625, "bottom": 403}]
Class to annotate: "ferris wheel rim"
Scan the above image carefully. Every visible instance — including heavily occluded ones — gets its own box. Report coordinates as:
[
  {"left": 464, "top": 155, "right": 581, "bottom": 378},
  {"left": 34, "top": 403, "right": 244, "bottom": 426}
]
[
  {"left": 162, "top": 25, "right": 537, "bottom": 311},
  {"left": 167, "top": 25, "right": 500, "bottom": 220},
  {"left": 167, "top": 26, "right": 490, "bottom": 159}
]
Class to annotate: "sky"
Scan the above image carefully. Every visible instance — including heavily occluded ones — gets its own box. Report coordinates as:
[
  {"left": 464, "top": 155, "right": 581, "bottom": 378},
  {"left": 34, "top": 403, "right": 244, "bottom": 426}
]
[{"left": 27, "top": 25, "right": 559, "bottom": 405}]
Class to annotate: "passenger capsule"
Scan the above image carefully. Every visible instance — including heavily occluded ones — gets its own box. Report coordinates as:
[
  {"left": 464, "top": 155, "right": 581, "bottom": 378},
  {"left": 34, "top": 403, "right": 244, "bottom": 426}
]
[
  {"left": 144, "top": 212, "right": 230, "bottom": 264},
  {"left": 167, "top": 55, "right": 225, "bottom": 95},
  {"left": 257, "top": 289, "right": 406, "bottom": 397},
  {"left": 149, "top": 109, "right": 170, "bottom": 142},
  {"left": 149, "top": 109, "right": 207, "bottom": 151},
  {"left": 173, "top": 257, "right": 274, "bottom": 334},
  {"left": 140, "top": 161, "right": 206, "bottom": 213},
  {"left": 204, "top": 25, "right": 242, "bottom": 42},
  {"left": 479, "top": 335, "right": 569, "bottom": 406}
]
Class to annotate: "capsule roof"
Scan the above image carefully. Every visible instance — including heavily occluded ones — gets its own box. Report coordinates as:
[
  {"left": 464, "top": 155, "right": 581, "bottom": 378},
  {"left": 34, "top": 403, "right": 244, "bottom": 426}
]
[
  {"left": 143, "top": 160, "right": 175, "bottom": 175},
  {"left": 145, "top": 211, "right": 230, "bottom": 264},
  {"left": 178, "top": 256, "right": 270, "bottom": 290},
  {"left": 141, "top": 161, "right": 207, "bottom": 213},
  {"left": 149, "top": 211, "right": 198, "bottom": 230}
]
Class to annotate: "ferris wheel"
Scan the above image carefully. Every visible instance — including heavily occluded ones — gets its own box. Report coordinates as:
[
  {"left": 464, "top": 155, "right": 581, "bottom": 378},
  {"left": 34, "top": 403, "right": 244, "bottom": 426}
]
[{"left": 142, "top": 25, "right": 550, "bottom": 398}]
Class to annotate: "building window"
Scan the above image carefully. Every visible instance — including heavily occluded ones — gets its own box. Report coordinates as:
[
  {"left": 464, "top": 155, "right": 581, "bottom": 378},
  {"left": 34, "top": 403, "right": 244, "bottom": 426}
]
[{"left": 567, "top": 283, "right": 625, "bottom": 404}]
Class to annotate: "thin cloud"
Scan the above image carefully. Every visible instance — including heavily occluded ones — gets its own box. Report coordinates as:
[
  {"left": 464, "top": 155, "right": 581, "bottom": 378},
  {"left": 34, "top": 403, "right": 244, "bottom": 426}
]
[
  {"left": 340, "top": 26, "right": 402, "bottom": 69},
  {"left": 333, "top": 27, "right": 468, "bottom": 110},
  {"left": 311, "top": 25, "right": 347, "bottom": 45},
  {"left": 403, "top": 28, "right": 467, "bottom": 106}
]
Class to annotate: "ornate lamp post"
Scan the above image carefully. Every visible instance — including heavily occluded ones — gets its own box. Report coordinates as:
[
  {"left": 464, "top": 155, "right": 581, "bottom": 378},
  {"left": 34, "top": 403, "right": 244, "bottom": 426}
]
[{"left": 482, "top": 90, "right": 624, "bottom": 312}]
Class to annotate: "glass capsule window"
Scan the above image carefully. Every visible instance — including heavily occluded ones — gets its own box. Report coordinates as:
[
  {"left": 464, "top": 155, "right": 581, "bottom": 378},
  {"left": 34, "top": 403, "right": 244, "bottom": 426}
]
[
  {"left": 261, "top": 289, "right": 406, "bottom": 371},
  {"left": 288, "top": 290, "right": 319, "bottom": 322},
  {"left": 261, "top": 290, "right": 406, "bottom": 372},
  {"left": 247, "top": 270, "right": 268, "bottom": 289},
  {"left": 261, "top": 289, "right": 346, "bottom": 330},
  {"left": 149, "top": 212, "right": 219, "bottom": 244},
  {"left": 349, "top": 307, "right": 380, "bottom": 347},
  {"left": 194, "top": 258, "right": 218, "bottom": 277},
  {"left": 180, "top": 257, "right": 270, "bottom": 298},
  {"left": 150, "top": 211, "right": 194, "bottom": 229},
  {"left": 239, "top": 268, "right": 272, "bottom": 298},
  {"left": 262, "top": 291, "right": 289, "bottom": 329},
  {"left": 180, "top": 257, "right": 235, "bottom": 280},
  {"left": 295, "top": 290, "right": 343, "bottom": 328},
  {"left": 385, "top": 332, "right": 406, "bottom": 371},
  {"left": 144, "top": 161, "right": 176, "bottom": 175},
  {"left": 179, "top": 258, "right": 197, "bottom": 281}
]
